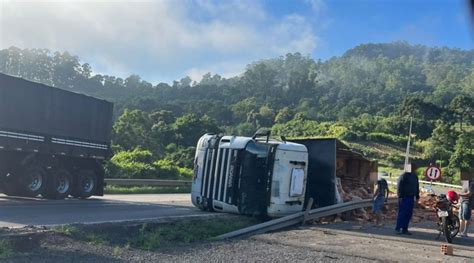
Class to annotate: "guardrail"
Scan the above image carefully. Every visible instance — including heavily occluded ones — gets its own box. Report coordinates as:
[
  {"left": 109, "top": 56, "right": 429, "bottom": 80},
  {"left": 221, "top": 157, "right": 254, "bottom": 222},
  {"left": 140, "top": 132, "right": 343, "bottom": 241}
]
[
  {"left": 419, "top": 180, "right": 462, "bottom": 189},
  {"left": 104, "top": 179, "right": 192, "bottom": 187},
  {"left": 217, "top": 198, "right": 398, "bottom": 240},
  {"left": 387, "top": 179, "right": 462, "bottom": 189}
]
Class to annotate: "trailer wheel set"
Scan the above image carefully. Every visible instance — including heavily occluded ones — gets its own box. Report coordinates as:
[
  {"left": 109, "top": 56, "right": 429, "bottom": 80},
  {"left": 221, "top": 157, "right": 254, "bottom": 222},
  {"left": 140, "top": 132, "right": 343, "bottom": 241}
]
[{"left": 1, "top": 158, "right": 101, "bottom": 200}]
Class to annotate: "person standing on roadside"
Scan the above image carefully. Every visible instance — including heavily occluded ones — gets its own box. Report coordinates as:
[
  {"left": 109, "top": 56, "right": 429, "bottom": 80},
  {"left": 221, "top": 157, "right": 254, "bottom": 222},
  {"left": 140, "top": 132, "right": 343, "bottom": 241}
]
[
  {"left": 459, "top": 180, "right": 474, "bottom": 237},
  {"left": 373, "top": 178, "right": 389, "bottom": 226},
  {"left": 395, "top": 164, "right": 420, "bottom": 235}
]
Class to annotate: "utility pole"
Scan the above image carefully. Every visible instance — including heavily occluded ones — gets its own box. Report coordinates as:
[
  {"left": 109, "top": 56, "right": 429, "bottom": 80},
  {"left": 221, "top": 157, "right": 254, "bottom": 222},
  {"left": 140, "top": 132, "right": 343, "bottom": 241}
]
[{"left": 404, "top": 117, "right": 413, "bottom": 172}]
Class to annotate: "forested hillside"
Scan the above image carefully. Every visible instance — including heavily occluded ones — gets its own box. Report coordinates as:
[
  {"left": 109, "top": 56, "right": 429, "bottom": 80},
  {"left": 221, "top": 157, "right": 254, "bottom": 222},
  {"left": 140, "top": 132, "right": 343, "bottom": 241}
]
[{"left": 1, "top": 42, "right": 472, "bottom": 182}]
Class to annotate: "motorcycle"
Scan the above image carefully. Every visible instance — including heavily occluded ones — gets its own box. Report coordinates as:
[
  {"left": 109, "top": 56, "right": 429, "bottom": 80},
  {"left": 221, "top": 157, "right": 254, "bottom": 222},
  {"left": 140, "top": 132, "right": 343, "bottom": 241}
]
[{"left": 431, "top": 193, "right": 460, "bottom": 243}]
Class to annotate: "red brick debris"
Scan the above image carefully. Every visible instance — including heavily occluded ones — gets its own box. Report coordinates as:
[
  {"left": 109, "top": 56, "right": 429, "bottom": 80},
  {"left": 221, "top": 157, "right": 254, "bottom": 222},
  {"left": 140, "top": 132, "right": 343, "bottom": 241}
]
[{"left": 312, "top": 190, "right": 442, "bottom": 225}]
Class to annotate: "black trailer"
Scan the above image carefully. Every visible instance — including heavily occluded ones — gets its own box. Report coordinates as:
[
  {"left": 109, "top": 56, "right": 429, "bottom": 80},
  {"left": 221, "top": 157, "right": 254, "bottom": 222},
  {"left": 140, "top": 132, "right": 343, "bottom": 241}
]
[{"left": 0, "top": 73, "right": 113, "bottom": 199}]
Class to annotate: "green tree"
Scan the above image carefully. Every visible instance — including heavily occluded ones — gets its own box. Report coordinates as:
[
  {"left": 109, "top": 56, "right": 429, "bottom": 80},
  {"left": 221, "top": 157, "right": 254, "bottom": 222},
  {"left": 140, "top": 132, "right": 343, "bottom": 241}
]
[
  {"left": 112, "top": 109, "right": 153, "bottom": 151},
  {"left": 272, "top": 113, "right": 322, "bottom": 137},
  {"left": 172, "top": 114, "right": 221, "bottom": 147},
  {"left": 448, "top": 131, "right": 474, "bottom": 171},
  {"left": 163, "top": 144, "right": 195, "bottom": 168},
  {"left": 231, "top": 97, "right": 259, "bottom": 123},
  {"left": 257, "top": 105, "right": 275, "bottom": 127},
  {"left": 449, "top": 95, "right": 474, "bottom": 130},
  {"left": 275, "top": 107, "right": 292, "bottom": 124},
  {"left": 424, "top": 120, "right": 456, "bottom": 162},
  {"left": 149, "top": 110, "right": 176, "bottom": 124}
]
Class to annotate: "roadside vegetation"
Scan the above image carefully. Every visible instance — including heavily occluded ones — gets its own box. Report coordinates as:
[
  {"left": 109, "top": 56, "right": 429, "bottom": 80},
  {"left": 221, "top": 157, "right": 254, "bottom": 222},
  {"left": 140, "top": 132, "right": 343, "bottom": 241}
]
[
  {"left": 53, "top": 217, "right": 259, "bottom": 250},
  {"left": 1, "top": 42, "right": 472, "bottom": 183},
  {"left": 131, "top": 217, "right": 258, "bottom": 250},
  {"left": 104, "top": 185, "right": 191, "bottom": 194},
  {"left": 2, "top": 217, "right": 259, "bottom": 261},
  {"left": 54, "top": 225, "right": 80, "bottom": 236},
  {"left": 0, "top": 240, "right": 14, "bottom": 259}
]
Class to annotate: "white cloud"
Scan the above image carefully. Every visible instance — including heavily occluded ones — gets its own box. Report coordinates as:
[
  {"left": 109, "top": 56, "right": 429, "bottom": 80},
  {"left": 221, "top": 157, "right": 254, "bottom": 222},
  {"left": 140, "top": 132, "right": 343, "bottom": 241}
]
[
  {"left": 304, "top": 0, "right": 326, "bottom": 14},
  {"left": 270, "top": 14, "right": 319, "bottom": 55},
  {"left": 0, "top": 0, "right": 322, "bottom": 83},
  {"left": 195, "top": 0, "right": 267, "bottom": 21},
  {"left": 186, "top": 59, "right": 248, "bottom": 82},
  {"left": 186, "top": 68, "right": 209, "bottom": 83}
]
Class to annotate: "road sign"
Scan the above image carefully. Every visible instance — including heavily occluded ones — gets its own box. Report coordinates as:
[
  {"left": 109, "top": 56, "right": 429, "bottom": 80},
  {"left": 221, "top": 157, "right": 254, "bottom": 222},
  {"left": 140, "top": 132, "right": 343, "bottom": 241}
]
[{"left": 424, "top": 165, "right": 442, "bottom": 181}]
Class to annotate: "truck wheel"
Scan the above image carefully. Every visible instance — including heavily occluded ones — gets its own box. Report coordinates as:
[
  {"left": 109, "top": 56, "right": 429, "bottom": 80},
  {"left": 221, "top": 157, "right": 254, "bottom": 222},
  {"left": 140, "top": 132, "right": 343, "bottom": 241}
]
[
  {"left": 21, "top": 166, "right": 47, "bottom": 197},
  {"left": 43, "top": 169, "right": 73, "bottom": 200},
  {"left": 73, "top": 170, "right": 97, "bottom": 199}
]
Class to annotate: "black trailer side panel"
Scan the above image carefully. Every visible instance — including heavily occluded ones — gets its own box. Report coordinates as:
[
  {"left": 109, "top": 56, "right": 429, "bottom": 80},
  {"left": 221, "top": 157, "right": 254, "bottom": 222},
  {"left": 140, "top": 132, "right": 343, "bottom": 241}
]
[
  {"left": 0, "top": 73, "right": 113, "bottom": 144},
  {"left": 290, "top": 139, "right": 337, "bottom": 208}
]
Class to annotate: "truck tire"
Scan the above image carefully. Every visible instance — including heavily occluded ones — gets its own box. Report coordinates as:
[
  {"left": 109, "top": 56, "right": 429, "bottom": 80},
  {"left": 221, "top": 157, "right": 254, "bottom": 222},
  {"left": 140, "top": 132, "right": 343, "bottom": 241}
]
[
  {"left": 43, "top": 169, "right": 73, "bottom": 200},
  {"left": 73, "top": 170, "right": 97, "bottom": 199},
  {"left": 21, "top": 166, "right": 47, "bottom": 197}
]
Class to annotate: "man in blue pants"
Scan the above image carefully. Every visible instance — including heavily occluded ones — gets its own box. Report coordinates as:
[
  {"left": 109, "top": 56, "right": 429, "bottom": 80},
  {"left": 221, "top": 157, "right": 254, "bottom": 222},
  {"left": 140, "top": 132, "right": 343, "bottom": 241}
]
[{"left": 396, "top": 164, "right": 420, "bottom": 235}]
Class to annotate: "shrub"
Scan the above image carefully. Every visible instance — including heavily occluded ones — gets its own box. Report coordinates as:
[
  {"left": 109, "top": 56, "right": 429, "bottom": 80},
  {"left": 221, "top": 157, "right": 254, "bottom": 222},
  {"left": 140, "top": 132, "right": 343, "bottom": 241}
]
[
  {"left": 416, "top": 167, "right": 426, "bottom": 180},
  {"left": 325, "top": 123, "right": 349, "bottom": 138},
  {"left": 0, "top": 240, "right": 13, "bottom": 259},
  {"left": 341, "top": 130, "right": 366, "bottom": 141},
  {"left": 163, "top": 144, "right": 195, "bottom": 168},
  {"left": 271, "top": 118, "right": 322, "bottom": 137},
  {"left": 440, "top": 168, "right": 460, "bottom": 185},
  {"left": 106, "top": 149, "right": 192, "bottom": 179},
  {"left": 387, "top": 153, "right": 403, "bottom": 166},
  {"left": 154, "top": 159, "right": 193, "bottom": 179},
  {"left": 106, "top": 149, "right": 157, "bottom": 179},
  {"left": 367, "top": 132, "right": 407, "bottom": 146}
]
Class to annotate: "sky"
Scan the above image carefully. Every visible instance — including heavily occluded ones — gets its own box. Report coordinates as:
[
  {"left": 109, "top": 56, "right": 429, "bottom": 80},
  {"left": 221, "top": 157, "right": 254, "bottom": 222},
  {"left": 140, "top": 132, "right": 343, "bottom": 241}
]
[{"left": 0, "top": 0, "right": 472, "bottom": 84}]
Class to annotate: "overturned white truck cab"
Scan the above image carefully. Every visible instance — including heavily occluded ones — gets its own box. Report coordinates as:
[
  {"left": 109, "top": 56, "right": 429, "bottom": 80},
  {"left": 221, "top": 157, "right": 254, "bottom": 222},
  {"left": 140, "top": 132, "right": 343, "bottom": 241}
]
[{"left": 191, "top": 133, "right": 308, "bottom": 217}]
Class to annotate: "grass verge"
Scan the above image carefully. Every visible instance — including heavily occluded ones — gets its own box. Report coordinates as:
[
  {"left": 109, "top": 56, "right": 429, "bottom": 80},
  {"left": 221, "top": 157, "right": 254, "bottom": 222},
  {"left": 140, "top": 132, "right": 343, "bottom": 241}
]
[
  {"left": 0, "top": 240, "right": 14, "bottom": 259},
  {"left": 53, "top": 216, "right": 259, "bottom": 251},
  {"left": 55, "top": 225, "right": 80, "bottom": 236},
  {"left": 104, "top": 185, "right": 191, "bottom": 194},
  {"left": 132, "top": 217, "right": 259, "bottom": 250}
]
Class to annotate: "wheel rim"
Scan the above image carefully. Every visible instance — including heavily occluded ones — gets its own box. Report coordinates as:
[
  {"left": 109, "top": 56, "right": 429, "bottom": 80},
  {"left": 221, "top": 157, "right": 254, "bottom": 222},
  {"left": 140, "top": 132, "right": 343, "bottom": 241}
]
[
  {"left": 56, "top": 174, "right": 70, "bottom": 194},
  {"left": 81, "top": 175, "right": 94, "bottom": 193},
  {"left": 28, "top": 172, "right": 43, "bottom": 192}
]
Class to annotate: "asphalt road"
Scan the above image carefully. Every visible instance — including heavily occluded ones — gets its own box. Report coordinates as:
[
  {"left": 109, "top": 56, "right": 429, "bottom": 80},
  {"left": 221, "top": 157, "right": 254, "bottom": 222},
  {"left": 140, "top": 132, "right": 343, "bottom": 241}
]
[
  {"left": 257, "top": 221, "right": 474, "bottom": 262},
  {"left": 0, "top": 194, "right": 211, "bottom": 228}
]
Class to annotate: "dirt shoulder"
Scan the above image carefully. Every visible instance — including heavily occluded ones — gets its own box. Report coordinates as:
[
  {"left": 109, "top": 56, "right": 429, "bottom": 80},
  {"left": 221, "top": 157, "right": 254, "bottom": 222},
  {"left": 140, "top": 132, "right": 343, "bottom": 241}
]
[
  {"left": 1, "top": 216, "right": 374, "bottom": 263},
  {"left": 256, "top": 220, "right": 474, "bottom": 263},
  {"left": 1, "top": 232, "right": 378, "bottom": 263}
]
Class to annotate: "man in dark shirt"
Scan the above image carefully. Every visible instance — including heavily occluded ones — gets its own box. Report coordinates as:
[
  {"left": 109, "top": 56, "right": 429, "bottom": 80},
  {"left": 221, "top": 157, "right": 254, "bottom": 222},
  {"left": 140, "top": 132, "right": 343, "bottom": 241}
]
[
  {"left": 395, "top": 164, "right": 420, "bottom": 235},
  {"left": 459, "top": 180, "right": 473, "bottom": 237}
]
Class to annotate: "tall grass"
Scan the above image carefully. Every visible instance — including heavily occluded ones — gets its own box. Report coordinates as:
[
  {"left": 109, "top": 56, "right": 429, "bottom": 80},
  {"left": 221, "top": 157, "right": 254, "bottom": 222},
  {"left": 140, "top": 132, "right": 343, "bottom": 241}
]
[
  {"left": 104, "top": 185, "right": 191, "bottom": 194},
  {"left": 0, "top": 240, "right": 13, "bottom": 259}
]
